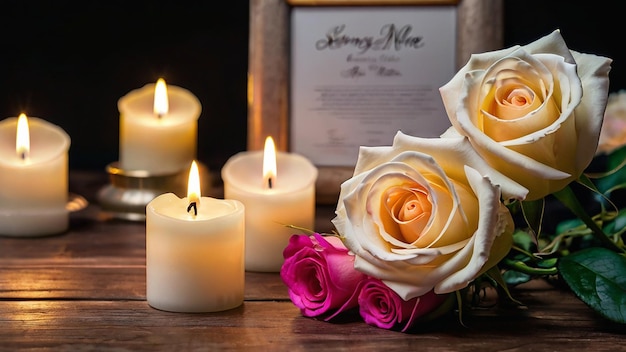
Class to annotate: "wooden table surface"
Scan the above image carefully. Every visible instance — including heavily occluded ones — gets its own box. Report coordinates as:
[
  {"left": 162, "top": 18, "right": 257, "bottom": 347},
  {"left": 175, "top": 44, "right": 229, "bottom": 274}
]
[{"left": 1, "top": 171, "right": 625, "bottom": 351}]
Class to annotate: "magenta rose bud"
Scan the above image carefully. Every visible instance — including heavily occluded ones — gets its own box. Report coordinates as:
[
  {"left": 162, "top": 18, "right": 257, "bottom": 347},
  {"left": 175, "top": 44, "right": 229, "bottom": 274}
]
[
  {"left": 358, "top": 278, "right": 450, "bottom": 332},
  {"left": 280, "top": 233, "right": 367, "bottom": 321}
]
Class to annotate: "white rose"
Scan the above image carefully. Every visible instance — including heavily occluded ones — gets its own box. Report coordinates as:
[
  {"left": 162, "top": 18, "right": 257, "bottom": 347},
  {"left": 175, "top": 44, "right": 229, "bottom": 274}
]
[
  {"left": 440, "top": 30, "right": 612, "bottom": 200},
  {"left": 332, "top": 132, "right": 516, "bottom": 300}
]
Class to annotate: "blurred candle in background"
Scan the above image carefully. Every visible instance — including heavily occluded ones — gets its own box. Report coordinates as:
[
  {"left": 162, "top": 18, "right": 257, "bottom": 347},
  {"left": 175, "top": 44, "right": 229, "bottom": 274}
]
[
  {"left": 118, "top": 78, "right": 201, "bottom": 174},
  {"left": 0, "top": 114, "right": 71, "bottom": 237},
  {"left": 222, "top": 136, "right": 317, "bottom": 272}
]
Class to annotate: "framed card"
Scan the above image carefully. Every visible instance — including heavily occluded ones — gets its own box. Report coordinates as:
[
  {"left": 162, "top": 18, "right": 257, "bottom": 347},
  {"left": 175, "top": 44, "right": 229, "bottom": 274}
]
[{"left": 248, "top": 0, "right": 503, "bottom": 203}]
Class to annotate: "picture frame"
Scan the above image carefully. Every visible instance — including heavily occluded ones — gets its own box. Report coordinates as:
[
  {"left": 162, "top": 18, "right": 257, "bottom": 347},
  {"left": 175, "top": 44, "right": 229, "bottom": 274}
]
[{"left": 248, "top": 0, "right": 503, "bottom": 203}]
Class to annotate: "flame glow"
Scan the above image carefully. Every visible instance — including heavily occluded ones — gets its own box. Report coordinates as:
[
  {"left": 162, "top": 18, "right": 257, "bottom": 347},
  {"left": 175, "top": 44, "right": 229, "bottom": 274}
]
[
  {"left": 16, "top": 113, "right": 30, "bottom": 160},
  {"left": 263, "top": 136, "right": 277, "bottom": 188},
  {"left": 154, "top": 78, "right": 169, "bottom": 117},
  {"left": 187, "top": 160, "right": 201, "bottom": 205}
]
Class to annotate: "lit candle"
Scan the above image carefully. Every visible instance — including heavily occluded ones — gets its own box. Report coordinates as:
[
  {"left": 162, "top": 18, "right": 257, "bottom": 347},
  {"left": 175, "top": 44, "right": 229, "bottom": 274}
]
[
  {"left": 221, "top": 136, "right": 318, "bottom": 272},
  {"left": 118, "top": 78, "right": 201, "bottom": 174},
  {"left": 146, "top": 161, "right": 245, "bottom": 312},
  {"left": 0, "top": 114, "right": 71, "bottom": 237}
]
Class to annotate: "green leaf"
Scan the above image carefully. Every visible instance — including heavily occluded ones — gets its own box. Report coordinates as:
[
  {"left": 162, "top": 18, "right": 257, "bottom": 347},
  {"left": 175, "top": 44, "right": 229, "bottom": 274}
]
[
  {"left": 603, "top": 208, "right": 626, "bottom": 235},
  {"left": 503, "top": 258, "right": 558, "bottom": 276},
  {"left": 555, "top": 218, "right": 584, "bottom": 236},
  {"left": 553, "top": 185, "right": 625, "bottom": 253},
  {"left": 607, "top": 144, "right": 626, "bottom": 170},
  {"left": 512, "top": 229, "right": 535, "bottom": 252},
  {"left": 521, "top": 198, "right": 544, "bottom": 239},
  {"left": 558, "top": 247, "right": 626, "bottom": 324},
  {"left": 537, "top": 258, "right": 558, "bottom": 269},
  {"left": 577, "top": 173, "right": 599, "bottom": 192},
  {"left": 502, "top": 270, "right": 531, "bottom": 286},
  {"left": 591, "top": 147, "right": 626, "bottom": 195},
  {"left": 595, "top": 175, "right": 626, "bottom": 196}
]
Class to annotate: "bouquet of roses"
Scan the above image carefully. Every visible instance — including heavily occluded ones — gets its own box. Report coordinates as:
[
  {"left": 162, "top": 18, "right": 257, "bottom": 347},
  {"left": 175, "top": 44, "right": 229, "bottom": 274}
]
[{"left": 280, "top": 29, "right": 625, "bottom": 332}]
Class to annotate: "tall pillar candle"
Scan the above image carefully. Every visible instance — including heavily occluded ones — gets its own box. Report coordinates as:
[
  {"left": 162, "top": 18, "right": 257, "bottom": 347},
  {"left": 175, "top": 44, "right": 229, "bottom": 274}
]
[
  {"left": 221, "top": 142, "right": 317, "bottom": 272},
  {"left": 118, "top": 79, "right": 201, "bottom": 174},
  {"left": 0, "top": 114, "right": 71, "bottom": 237},
  {"left": 146, "top": 162, "right": 245, "bottom": 312}
]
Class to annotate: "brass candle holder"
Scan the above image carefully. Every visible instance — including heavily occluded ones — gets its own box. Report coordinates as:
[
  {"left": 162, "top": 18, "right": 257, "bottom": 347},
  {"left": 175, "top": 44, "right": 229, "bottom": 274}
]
[{"left": 97, "top": 162, "right": 210, "bottom": 221}]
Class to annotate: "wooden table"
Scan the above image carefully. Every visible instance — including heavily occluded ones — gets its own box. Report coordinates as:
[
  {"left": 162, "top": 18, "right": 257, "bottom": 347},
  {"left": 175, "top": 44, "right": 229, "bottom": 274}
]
[{"left": 1, "top": 171, "right": 624, "bottom": 351}]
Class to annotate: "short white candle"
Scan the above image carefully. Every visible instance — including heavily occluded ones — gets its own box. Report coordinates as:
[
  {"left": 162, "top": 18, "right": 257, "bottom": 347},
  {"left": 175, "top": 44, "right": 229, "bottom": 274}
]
[
  {"left": 221, "top": 137, "right": 318, "bottom": 272},
  {"left": 146, "top": 161, "right": 245, "bottom": 312},
  {"left": 119, "top": 78, "right": 201, "bottom": 174},
  {"left": 0, "top": 114, "right": 70, "bottom": 237}
]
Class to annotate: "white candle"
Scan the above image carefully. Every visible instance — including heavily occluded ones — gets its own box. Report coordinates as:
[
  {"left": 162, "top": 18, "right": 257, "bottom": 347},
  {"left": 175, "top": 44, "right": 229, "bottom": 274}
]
[
  {"left": 146, "top": 161, "right": 245, "bottom": 312},
  {"left": 118, "top": 78, "right": 201, "bottom": 174},
  {"left": 0, "top": 114, "right": 70, "bottom": 237},
  {"left": 221, "top": 137, "right": 318, "bottom": 272}
]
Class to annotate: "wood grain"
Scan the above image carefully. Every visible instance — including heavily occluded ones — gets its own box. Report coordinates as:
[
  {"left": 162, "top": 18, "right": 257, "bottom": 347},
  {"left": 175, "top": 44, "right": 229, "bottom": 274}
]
[
  {"left": 0, "top": 171, "right": 624, "bottom": 351},
  {"left": 1, "top": 296, "right": 624, "bottom": 351}
]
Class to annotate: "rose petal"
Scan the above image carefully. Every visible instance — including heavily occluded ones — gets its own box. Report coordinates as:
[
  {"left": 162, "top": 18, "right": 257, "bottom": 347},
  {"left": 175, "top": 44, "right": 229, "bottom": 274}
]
[
  {"left": 280, "top": 234, "right": 367, "bottom": 320},
  {"left": 394, "top": 131, "right": 529, "bottom": 201}
]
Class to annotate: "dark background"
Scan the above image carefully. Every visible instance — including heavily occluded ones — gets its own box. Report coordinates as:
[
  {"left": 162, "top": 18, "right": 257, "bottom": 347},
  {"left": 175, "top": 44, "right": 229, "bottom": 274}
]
[
  {"left": 0, "top": 1, "right": 249, "bottom": 172},
  {"left": 0, "top": 1, "right": 623, "bottom": 173},
  {"left": 503, "top": 1, "right": 624, "bottom": 93}
]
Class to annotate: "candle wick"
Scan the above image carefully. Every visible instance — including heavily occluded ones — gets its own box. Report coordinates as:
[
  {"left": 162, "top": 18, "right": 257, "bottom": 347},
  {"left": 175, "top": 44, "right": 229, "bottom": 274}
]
[
  {"left": 20, "top": 151, "right": 26, "bottom": 160},
  {"left": 268, "top": 177, "right": 273, "bottom": 189},
  {"left": 187, "top": 202, "right": 197, "bottom": 216},
  {"left": 157, "top": 112, "right": 164, "bottom": 119}
]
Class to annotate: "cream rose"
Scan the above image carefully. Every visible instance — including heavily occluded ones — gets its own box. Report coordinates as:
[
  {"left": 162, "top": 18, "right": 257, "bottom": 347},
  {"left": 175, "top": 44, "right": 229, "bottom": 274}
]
[
  {"left": 440, "top": 30, "right": 612, "bottom": 200},
  {"left": 332, "top": 132, "right": 516, "bottom": 300},
  {"left": 597, "top": 90, "right": 626, "bottom": 155}
]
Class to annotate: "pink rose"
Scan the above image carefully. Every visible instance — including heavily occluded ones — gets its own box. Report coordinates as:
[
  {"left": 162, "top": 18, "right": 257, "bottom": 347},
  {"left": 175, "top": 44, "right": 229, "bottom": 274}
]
[
  {"left": 357, "top": 278, "right": 451, "bottom": 332},
  {"left": 280, "top": 233, "right": 367, "bottom": 320}
]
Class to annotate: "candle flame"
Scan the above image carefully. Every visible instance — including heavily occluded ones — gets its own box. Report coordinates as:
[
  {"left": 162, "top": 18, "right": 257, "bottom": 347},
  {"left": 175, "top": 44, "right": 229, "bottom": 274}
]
[
  {"left": 187, "top": 160, "right": 201, "bottom": 207},
  {"left": 154, "top": 78, "right": 169, "bottom": 117},
  {"left": 16, "top": 113, "right": 30, "bottom": 160},
  {"left": 263, "top": 136, "right": 277, "bottom": 189}
]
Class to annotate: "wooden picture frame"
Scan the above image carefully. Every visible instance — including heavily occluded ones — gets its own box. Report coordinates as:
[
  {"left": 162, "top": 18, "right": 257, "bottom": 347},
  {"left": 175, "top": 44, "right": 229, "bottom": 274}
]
[{"left": 247, "top": 0, "right": 503, "bottom": 204}]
